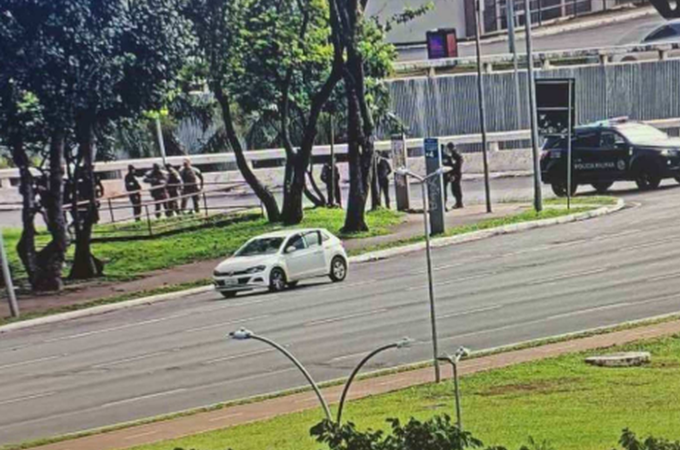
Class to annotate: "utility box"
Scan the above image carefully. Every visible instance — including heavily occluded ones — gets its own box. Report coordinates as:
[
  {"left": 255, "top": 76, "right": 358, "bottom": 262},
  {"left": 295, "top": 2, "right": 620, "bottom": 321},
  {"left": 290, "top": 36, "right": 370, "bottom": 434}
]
[
  {"left": 424, "top": 138, "right": 446, "bottom": 235},
  {"left": 426, "top": 28, "right": 458, "bottom": 60},
  {"left": 391, "top": 134, "right": 411, "bottom": 211}
]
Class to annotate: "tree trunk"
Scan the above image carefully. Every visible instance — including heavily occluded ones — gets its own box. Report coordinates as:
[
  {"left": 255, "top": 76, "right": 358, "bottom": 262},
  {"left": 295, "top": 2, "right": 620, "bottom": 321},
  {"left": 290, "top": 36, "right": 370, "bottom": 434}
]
[
  {"left": 70, "top": 118, "right": 103, "bottom": 280},
  {"left": 215, "top": 86, "right": 281, "bottom": 222},
  {"left": 34, "top": 131, "right": 68, "bottom": 292},
  {"left": 11, "top": 142, "right": 39, "bottom": 288},
  {"left": 281, "top": 154, "right": 306, "bottom": 225}
]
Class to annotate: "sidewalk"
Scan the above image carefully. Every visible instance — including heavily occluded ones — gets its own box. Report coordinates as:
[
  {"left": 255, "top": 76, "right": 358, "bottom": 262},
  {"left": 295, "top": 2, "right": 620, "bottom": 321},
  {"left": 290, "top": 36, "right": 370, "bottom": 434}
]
[
  {"left": 32, "top": 318, "right": 680, "bottom": 450},
  {"left": 0, "top": 203, "right": 528, "bottom": 319}
]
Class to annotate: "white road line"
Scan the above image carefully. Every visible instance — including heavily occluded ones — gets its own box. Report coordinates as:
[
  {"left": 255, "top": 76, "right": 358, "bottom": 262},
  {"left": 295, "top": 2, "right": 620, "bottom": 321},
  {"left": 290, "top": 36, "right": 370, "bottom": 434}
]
[
  {"left": 0, "top": 355, "right": 61, "bottom": 371},
  {"left": 204, "top": 348, "right": 275, "bottom": 365},
  {"left": 439, "top": 305, "right": 503, "bottom": 319},
  {"left": 183, "top": 314, "right": 272, "bottom": 334},
  {"left": 527, "top": 267, "right": 609, "bottom": 286},
  {"left": 197, "top": 367, "right": 298, "bottom": 391},
  {"left": 92, "top": 351, "right": 171, "bottom": 369},
  {"left": 101, "top": 388, "right": 188, "bottom": 409},
  {"left": 304, "top": 309, "right": 388, "bottom": 327},
  {"left": 0, "top": 391, "right": 56, "bottom": 406},
  {"left": 208, "top": 412, "right": 244, "bottom": 423},
  {"left": 546, "top": 302, "right": 631, "bottom": 321},
  {"left": 43, "top": 316, "right": 178, "bottom": 343},
  {"left": 123, "top": 430, "right": 159, "bottom": 441}
]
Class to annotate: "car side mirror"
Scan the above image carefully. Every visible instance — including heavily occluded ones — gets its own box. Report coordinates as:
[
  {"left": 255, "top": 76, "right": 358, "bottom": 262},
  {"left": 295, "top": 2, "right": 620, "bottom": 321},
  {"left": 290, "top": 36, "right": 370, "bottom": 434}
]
[{"left": 286, "top": 246, "right": 297, "bottom": 254}]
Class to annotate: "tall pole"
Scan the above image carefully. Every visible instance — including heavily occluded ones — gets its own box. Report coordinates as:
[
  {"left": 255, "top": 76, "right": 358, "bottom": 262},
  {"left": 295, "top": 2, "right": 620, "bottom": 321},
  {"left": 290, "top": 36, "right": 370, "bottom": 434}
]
[
  {"left": 155, "top": 117, "right": 168, "bottom": 166},
  {"left": 0, "top": 229, "right": 19, "bottom": 318},
  {"left": 567, "top": 80, "right": 573, "bottom": 210},
  {"left": 474, "top": 0, "right": 493, "bottom": 214},
  {"left": 422, "top": 182, "right": 441, "bottom": 382},
  {"left": 507, "top": 0, "right": 523, "bottom": 130},
  {"left": 330, "top": 114, "right": 336, "bottom": 207},
  {"left": 524, "top": 0, "right": 543, "bottom": 212}
]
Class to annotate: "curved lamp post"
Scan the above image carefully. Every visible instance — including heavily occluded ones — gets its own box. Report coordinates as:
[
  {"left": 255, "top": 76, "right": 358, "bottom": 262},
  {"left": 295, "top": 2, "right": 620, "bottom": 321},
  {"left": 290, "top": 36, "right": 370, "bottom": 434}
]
[
  {"left": 437, "top": 346, "right": 470, "bottom": 430},
  {"left": 336, "top": 337, "right": 414, "bottom": 424},
  {"left": 229, "top": 328, "right": 332, "bottom": 422}
]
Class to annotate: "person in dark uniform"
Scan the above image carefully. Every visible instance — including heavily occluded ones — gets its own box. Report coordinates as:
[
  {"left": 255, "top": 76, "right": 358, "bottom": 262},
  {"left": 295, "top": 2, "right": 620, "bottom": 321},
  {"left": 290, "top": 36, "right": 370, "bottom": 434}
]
[
  {"left": 443, "top": 142, "right": 464, "bottom": 209},
  {"left": 376, "top": 152, "right": 392, "bottom": 209},
  {"left": 320, "top": 159, "right": 341, "bottom": 207},
  {"left": 143, "top": 163, "right": 170, "bottom": 218},
  {"left": 180, "top": 158, "right": 204, "bottom": 213},
  {"left": 165, "top": 163, "right": 182, "bottom": 215},
  {"left": 125, "top": 165, "right": 142, "bottom": 221}
]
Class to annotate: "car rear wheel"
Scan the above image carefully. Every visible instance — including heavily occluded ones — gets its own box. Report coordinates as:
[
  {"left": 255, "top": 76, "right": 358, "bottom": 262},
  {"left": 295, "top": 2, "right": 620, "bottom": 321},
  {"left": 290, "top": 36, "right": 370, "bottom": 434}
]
[
  {"left": 329, "top": 256, "right": 347, "bottom": 283},
  {"left": 220, "top": 291, "right": 237, "bottom": 299},
  {"left": 269, "top": 268, "right": 287, "bottom": 292},
  {"left": 591, "top": 181, "right": 614, "bottom": 194},
  {"left": 635, "top": 167, "right": 661, "bottom": 190},
  {"left": 551, "top": 181, "right": 578, "bottom": 197}
]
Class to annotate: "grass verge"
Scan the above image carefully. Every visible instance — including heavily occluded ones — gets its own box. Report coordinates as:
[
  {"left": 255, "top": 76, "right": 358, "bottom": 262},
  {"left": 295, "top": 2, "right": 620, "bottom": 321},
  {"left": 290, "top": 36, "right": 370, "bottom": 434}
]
[{"left": 127, "top": 334, "right": 680, "bottom": 450}]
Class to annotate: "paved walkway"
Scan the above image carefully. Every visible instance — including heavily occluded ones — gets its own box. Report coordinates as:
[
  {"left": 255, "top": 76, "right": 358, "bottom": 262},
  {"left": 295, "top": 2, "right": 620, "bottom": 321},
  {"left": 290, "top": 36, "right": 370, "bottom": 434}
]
[
  {"left": 33, "top": 318, "right": 680, "bottom": 450},
  {"left": 0, "top": 203, "right": 527, "bottom": 319}
]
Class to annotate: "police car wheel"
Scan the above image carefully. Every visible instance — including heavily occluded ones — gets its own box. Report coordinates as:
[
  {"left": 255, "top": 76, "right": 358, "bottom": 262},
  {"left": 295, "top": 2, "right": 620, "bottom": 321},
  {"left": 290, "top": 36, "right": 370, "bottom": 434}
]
[
  {"left": 551, "top": 182, "right": 578, "bottom": 198},
  {"left": 635, "top": 168, "right": 661, "bottom": 191},
  {"left": 591, "top": 182, "right": 613, "bottom": 193}
]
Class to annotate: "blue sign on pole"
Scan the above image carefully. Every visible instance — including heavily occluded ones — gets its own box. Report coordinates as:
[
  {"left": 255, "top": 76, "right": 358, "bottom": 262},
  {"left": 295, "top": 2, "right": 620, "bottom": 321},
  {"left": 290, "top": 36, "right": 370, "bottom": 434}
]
[{"left": 424, "top": 138, "right": 446, "bottom": 235}]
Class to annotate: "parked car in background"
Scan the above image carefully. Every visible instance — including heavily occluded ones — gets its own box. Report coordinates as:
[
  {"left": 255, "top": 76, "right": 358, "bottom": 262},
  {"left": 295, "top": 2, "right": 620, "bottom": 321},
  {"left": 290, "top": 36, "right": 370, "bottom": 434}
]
[
  {"left": 541, "top": 118, "right": 680, "bottom": 196},
  {"left": 213, "top": 228, "right": 348, "bottom": 298},
  {"left": 616, "top": 19, "right": 680, "bottom": 61}
]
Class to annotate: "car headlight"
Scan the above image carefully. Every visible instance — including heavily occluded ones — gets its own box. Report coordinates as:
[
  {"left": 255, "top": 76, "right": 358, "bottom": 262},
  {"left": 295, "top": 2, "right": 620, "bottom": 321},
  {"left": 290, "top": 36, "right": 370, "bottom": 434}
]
[
  {"left": 213, "top": 270, "right": 225, "bottom": 277},
  {"left": 245, "top": 265, "right": 266, "bottom": 274},
  {"left": 661, "top": 149, "right": 679, "bottom": 157}
]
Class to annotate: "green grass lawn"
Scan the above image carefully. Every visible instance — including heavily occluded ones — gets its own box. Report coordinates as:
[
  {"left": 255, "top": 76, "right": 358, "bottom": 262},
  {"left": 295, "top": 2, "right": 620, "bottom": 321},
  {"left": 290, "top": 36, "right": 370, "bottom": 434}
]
[
  {"left": 543, "top": 196, "right": 619, "bottom": 206},
  {"left": 2, "top": 208, "right": 405, "bottom": 282},
  {"left": 131, "top": 335, "right": 680, "bottom": 450}
]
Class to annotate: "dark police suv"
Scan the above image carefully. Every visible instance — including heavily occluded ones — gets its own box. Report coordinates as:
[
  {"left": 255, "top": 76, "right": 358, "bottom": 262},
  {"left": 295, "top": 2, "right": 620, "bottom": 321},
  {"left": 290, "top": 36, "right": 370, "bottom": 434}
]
[{"left": 541, "top": 118, "right": 680, "bottom": 196}]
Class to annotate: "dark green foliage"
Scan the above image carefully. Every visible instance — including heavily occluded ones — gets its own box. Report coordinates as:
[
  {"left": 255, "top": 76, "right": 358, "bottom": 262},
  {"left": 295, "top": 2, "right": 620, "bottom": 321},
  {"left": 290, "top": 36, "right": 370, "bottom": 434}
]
[{"left": 617, "top": 429, "right": 680, "bottom": 450}]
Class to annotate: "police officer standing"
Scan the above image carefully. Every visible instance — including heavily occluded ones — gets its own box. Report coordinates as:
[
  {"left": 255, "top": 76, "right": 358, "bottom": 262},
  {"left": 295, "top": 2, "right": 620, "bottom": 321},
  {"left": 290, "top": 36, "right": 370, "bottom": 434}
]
[
  {"left": 377, "top": 152, "right": 392, "bottom": 209},
  {"left": 443, "top": 142, "right": 464, "bottom": 210},
  {"left": 165, "top": 163, "right": 182, "bottom": 215},
  {"left": 321, "top": 159, "right": 341, "bottom": 207},
  {"left": 143, "top": 163, "right": 170, "bottom": 218},
  {"left": 180, "top": 158, "right": 204, "bottom": 214},
  {"left": 125, "top": 165, "right": 142, "bottom": 222}
]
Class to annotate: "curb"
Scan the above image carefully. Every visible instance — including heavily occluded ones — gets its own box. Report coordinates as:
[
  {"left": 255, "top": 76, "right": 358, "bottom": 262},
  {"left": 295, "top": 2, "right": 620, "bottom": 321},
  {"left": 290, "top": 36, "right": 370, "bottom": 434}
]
[
  {"left": 1, "top": 199, "right": 624, "bottom": 333},
  {"left": 0, "top": 286, "right": 213, "bottom": 334},
  {"left": 351, "top": 198, "right": 625, "bottom": 264}
]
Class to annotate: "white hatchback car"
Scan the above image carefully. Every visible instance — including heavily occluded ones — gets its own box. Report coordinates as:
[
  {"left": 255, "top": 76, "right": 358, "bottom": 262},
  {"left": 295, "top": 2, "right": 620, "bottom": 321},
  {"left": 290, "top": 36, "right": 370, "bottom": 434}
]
[{"left": 213, "top": 228, "right": 348, "bottom": 298}]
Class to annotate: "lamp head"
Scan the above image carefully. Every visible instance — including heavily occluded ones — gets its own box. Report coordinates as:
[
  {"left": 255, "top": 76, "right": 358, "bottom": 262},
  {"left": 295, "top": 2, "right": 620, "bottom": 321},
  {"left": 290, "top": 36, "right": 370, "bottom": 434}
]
[
  {"left": 229, "top": 328, "right": 253, "bottom": 340},
  {"left": 395, "top": 337, "right": 415, "bottom": 349},
  {"left": 395, "top": 167, "right": 410, "bottom": 177},
  {"left": 455, "top": 346, "right": 470, "bottom": 359}
]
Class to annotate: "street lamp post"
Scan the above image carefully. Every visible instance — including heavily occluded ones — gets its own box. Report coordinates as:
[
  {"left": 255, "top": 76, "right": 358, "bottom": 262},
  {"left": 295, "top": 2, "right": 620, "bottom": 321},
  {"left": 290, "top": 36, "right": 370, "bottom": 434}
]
[
  {"left": 437, "top": 347, "right": 470, "bottom": 430},
  {"left": 524, "top": 0, "right": 544, "bottom": 212},
  {"left": 396, "top": 167, "right": 450, "bottom": 383},
  {"left": 336, "top": 337, "right": 414, "bottom": 423},
  {"left": 0, "top": 229, "right": 19, "bottom": 318},
  {"left": 474, "top": 0, "right": 492, "bottom": 214},
  {"left": 229, "top": 328, "right": 332, "bottom": 422},
  {"left": 155, "top": 117, "right": 168, "bottom": 166}
]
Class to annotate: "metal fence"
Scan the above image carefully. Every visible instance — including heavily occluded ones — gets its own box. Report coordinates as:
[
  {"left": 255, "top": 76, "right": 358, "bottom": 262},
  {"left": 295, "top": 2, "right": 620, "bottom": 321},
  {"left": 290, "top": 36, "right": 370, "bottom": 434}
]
[{"left": 384, "top": 59, "right": 680, "bottom": 142}]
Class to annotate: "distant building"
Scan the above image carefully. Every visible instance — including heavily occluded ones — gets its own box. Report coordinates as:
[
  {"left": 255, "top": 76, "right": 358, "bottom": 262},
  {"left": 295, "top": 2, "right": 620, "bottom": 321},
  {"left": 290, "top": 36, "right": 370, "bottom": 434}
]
[{"left": 368, "top": 0, "right": 626, "bottom": 62}]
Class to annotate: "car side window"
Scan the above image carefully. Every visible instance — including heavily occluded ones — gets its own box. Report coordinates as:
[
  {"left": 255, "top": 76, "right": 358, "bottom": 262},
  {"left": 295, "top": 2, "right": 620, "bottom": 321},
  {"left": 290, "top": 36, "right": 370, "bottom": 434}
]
[
  {"left": 321, "top": 231, "right": 331, "bottom": 242},
  {"left": 600, "top": 131, "right": 627, "bottom": 149},
  {"left": 287, "top": 234, "right": 307, "bottom": 252},
  {"left": 304, "top": 231, "right": 321, "bottom": 248},
  {"left": 644, "top": 25, "right": 678, "bottom": 42},
  {"left": 573, "top": 132, "right": 599, "bottom": 149}
]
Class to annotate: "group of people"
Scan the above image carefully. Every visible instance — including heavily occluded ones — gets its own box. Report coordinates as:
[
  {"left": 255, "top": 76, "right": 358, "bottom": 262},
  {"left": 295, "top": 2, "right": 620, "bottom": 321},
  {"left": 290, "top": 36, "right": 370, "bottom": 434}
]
[
  {"left": 125, "top": 159, "right": 204, "bottom": 220},
  {"left": 319, "top": 142, "right": 464, "bottom": 211}
]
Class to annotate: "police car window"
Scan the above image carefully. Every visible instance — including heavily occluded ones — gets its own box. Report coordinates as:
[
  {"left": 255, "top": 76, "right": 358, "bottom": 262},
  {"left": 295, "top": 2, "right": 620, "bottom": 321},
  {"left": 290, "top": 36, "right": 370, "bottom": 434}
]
[
  {"left": 304, "top": 232, "right": 321, "bottom": 248},
  {"left": 600, "top": 132, "right": 626, "bottom": 148},
  {"left": 644, "top": 25, "right": 678, "bottom": 42},
  {"left": 574, "top": 132, "right": 599, "bottom": 148}
]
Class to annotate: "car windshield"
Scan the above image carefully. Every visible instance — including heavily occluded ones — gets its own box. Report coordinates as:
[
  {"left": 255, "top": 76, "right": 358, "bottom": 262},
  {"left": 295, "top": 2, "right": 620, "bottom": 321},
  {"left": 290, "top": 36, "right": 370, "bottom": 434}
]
[
  {"left": 617, "top": 124, "right": 669, "bottom": 144},
  {"left": 235, "top": 237, "right": 284, "bottom": 257}
]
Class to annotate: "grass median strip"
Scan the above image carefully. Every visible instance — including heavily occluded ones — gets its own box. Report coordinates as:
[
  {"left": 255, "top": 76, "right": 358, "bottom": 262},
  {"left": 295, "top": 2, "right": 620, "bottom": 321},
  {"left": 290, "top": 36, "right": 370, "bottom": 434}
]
[{"left": 129, "top": 335, "right": 680, "bottom": 450}]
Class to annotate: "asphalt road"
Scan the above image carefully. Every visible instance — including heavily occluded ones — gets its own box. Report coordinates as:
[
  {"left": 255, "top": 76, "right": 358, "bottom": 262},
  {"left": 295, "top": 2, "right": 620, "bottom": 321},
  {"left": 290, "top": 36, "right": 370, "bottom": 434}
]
[{"left": 2, "top": 179, "right": 680, "bottom": 445}]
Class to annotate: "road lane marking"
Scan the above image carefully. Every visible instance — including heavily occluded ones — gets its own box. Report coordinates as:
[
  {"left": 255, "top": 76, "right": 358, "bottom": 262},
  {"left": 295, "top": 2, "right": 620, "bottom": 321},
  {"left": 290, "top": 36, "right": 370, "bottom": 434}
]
[
  {"left": 92, "top": 351, "right": 171, "bottom": 369},
  {"left": 183, "top": 315, "right": 272, "bottom": 334},
  {"left": 195, "top": 367, "right": 298, "bottom": 391},
  {"left": 0, "top": 355, "right": 61, "bottom": 371},
  {"left": 204, "top": 348, "right": 275, "bottom": 365},
  {"left": 0, "top": 391, "right": 55, "bottom": 406},
  {"left": 101, "top": 388, "right": 188, "bottom": 409},
  {"left": 527, "top": 267, "right": 609, "bottom": 286},
  {"left": 547, "top": 302, "right": 631, "bottom": 320},
  {"left": 43, "top": 316, "right": 182, "bottom": 343},
  {"left": 439, "top": 305, "right": 503, "bottom": 319},
  {"left": 208, "top": 413, "right": 244, "bottom": 423},
  {"left": 303, "top": 309, "right": 388, "bottom": 327}
]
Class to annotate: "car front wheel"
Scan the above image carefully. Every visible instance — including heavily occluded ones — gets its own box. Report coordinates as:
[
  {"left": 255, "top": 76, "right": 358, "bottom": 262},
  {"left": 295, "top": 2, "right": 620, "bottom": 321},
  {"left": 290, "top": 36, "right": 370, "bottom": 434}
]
[
  {"left": 269, "top": 268, "right": 287, "bottom": 292},
  {"left": 329, "top": 256, "right": 348, "bottom": 283},
  {"left": 635, "top": 166, "right": 661, "bottom": 190},
  {"left": 551, "top": 181, "right": 578, "bottom": 197}
]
